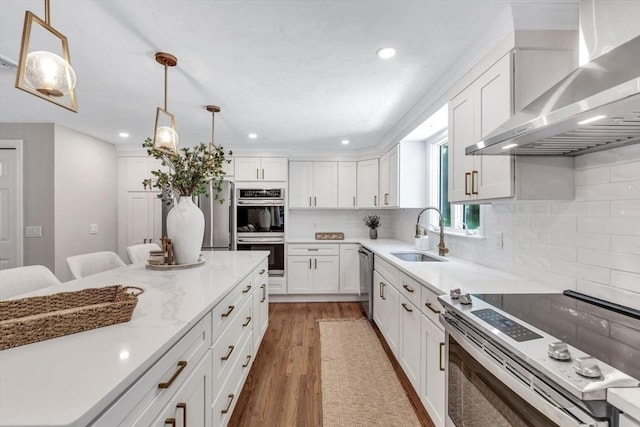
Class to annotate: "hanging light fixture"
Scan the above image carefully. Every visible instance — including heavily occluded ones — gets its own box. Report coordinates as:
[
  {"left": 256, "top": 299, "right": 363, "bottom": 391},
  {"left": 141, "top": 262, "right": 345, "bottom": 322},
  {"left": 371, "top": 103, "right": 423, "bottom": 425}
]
[
  {"left": 15, "top": 0, "right": 78, "bottom": 112},
  {"left": 152, "top": 52, "right": 179, "bottom": 155},
  {"left": 206, "top": 105, "right": 221, "bottom": 149}
]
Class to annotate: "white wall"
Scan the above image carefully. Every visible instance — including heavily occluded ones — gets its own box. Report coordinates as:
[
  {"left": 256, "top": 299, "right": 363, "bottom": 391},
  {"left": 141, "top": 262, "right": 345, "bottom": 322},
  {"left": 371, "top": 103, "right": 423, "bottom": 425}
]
[
  {"left": 391, "top": 144, "right": 640, "bottom": 310},
  {"left": 54, "top": 125, "right": 118, "bottom": 281}
]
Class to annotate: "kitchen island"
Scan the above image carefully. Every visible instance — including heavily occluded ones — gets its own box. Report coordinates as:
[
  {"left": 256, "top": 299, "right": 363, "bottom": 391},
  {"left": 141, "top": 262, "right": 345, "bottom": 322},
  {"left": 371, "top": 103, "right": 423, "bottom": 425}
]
[{"left": 0, "top": 251, "right": 269, "bottom": 427}]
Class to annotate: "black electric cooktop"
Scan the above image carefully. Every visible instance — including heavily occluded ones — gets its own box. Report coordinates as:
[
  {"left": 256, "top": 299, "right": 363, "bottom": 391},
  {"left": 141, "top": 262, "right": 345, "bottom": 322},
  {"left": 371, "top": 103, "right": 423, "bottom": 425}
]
[{"left": 472, "top": 291, "right": 640, "bottom": 380}]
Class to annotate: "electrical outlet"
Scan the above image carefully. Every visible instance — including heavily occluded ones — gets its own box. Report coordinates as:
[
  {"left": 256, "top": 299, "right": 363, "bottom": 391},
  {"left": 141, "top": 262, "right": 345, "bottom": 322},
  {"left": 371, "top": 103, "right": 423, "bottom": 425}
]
[
  {"left": 493, "top": 232, "right": 503, "bottom": 250},
  {"left": 89, "top": 224, "right": 98, "bottom": 234},
  {"left": 25, "top": 226, "right": 42, "bottom": 238}
]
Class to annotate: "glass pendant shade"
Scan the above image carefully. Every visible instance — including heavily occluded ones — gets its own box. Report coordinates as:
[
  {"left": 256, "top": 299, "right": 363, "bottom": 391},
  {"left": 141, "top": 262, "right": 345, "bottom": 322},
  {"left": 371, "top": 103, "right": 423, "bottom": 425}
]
[
  {"left": 152, "top": 52, "right": 179, "bottom": 155},
  {"left": 24, "top": 50, "right": 76, "bottom": 97}
]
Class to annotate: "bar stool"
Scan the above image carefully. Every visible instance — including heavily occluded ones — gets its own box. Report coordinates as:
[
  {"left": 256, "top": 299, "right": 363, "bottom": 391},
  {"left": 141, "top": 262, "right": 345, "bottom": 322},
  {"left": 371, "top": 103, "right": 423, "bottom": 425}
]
[{"left": 66, "top": 251, "right": 126, "bottom": 280}]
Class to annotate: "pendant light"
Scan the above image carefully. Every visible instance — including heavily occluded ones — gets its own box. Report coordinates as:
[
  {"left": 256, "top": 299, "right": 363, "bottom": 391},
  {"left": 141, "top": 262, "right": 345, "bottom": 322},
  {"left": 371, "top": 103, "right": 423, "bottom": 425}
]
[
  {"left": 206, "top": 105, "right": 220, "bottom": 150},
  {"left": 153, "top": 52, "right": 179, "bottom": 155},
  {"left": 15, "top": 0, "right": 78, "bottom": 112}
]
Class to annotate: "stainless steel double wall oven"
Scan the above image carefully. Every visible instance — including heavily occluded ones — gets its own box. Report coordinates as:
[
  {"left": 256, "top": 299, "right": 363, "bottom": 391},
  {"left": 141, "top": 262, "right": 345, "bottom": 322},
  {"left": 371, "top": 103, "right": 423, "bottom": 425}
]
[{"left": 235, "top": 188, "right": 285, "bottom": 276}]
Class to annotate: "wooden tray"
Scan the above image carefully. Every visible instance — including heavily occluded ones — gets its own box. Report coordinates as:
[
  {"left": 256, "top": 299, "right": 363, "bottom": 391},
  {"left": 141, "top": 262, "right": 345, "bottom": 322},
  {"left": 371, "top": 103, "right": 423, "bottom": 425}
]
[
  {"left": 315, "top": 232, "right": 345, "bottom": 240},
  {"left": 0, "top": 285, "right": 143, "bottom": 350},
  {"left": 146, "top": 258, "right": 205, "bottom": 270}
]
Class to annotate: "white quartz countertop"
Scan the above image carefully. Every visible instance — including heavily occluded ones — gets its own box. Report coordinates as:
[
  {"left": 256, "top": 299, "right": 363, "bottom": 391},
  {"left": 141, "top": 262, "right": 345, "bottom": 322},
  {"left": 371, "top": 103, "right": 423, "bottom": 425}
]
[
  {"left": 0, "top": 251, "right": 268, "bottom": 427},
  {"left": 609, "top": 388, "right": 640, "bottom": 421}
]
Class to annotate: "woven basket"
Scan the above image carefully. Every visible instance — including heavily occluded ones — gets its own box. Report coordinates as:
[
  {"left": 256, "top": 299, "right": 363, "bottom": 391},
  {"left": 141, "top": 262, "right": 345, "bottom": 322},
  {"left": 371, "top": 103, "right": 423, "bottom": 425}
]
[{"left": 0, "top": 285, "right": 144, "bottom": 350}]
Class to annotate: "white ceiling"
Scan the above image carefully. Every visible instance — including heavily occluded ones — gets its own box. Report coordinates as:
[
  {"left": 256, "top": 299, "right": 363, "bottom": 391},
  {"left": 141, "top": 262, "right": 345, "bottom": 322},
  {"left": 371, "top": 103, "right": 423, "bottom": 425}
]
[{"left": 0, "top": 0, "right": 578, "bottom": 154}]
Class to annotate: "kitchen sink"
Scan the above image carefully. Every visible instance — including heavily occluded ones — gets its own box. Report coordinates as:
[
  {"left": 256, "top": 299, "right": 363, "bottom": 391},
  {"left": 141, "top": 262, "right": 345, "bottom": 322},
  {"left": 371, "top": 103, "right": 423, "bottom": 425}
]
[{"left": 390, "top": 252, "right": 447, "bottom": 262}]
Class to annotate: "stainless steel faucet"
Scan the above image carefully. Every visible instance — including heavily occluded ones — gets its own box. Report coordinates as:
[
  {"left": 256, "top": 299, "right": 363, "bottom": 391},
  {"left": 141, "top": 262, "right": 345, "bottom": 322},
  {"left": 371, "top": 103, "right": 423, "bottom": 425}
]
[{"left": 416, "top": 207, "right": 449, "bottom": 257}]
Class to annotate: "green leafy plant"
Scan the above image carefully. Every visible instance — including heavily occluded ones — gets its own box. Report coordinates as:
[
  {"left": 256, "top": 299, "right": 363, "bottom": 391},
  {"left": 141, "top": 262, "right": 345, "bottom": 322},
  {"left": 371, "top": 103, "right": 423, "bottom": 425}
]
[
  {"left": 142, "top": 137, "right": 232, "bottom": 204},
  {"left": 362, "top": 215, "right": 380, "bottom": 229}
]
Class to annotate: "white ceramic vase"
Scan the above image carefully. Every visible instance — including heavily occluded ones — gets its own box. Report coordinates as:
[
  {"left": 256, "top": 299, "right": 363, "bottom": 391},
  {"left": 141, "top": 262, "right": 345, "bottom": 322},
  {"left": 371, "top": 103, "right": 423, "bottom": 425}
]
[{"left": 166, "top": 196, "right": 204, "bottom": 264}]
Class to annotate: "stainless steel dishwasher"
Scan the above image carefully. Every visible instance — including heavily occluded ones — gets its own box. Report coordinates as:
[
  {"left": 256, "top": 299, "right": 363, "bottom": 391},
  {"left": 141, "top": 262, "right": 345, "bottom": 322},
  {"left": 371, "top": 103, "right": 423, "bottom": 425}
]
[{"left": 358, "top": 246, "right": 374, "bottom": 318}]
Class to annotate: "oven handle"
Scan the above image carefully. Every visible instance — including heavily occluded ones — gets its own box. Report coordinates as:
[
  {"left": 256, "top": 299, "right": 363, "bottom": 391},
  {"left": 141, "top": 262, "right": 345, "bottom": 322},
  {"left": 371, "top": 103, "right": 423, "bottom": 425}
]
[
  {"left": 441, "top": 313, "right": 607, "bottom": 427},
  {"left": 236, "top": 200, "right": 285, "bottom": 206},
  {"left": 237, "top": 238, "right": 284, "bottom": 244}
]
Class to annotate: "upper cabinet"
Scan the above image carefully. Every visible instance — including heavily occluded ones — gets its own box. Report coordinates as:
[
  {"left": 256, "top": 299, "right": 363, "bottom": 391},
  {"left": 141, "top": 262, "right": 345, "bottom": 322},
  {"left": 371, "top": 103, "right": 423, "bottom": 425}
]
[
  {"left": 448, "top": 35, "right": 578, "bottom": 203},
  {"left": 234, "top": 157, "right": 287, "bottom": 181},
  {"left": 289, "top": 161, "right": 338, "bottom": 208},
  {"left": 379, "top": 142, "right": 427, "bottom": 209},
  {"left": 337, "top": 161, "right": 357, "bottom": 209},
  {"left": 357, "top": 158, "right": 379, "bottom": 208}
]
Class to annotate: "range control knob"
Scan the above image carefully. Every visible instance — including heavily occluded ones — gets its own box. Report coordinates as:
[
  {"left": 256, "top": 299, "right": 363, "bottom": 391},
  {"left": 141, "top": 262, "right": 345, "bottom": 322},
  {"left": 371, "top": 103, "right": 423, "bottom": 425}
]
[
  {"left": 573, "top": 356, "right": 602, "bottom": 378},
  {"left": 547, "top": 342, "right": 571, "bottom": 361},
  {"left": 459, "top": 293, "right": 472, "bottom": 305},
  {"left": 450, "top": 288, "right": 461, "bottom": 299}
]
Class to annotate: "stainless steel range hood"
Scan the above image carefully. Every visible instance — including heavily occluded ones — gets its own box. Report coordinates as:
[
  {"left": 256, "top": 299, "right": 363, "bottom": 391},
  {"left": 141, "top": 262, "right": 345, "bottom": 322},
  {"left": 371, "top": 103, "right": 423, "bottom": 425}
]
[{"left": 466, "top": 36, "right": 640, "bottom": 156}]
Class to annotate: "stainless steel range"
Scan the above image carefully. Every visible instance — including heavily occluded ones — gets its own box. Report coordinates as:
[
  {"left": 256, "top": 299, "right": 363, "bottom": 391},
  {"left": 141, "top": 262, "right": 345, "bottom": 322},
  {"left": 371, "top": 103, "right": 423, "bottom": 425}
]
[{"left": 439, "top": 290, "right": 640, "bottom": 427}]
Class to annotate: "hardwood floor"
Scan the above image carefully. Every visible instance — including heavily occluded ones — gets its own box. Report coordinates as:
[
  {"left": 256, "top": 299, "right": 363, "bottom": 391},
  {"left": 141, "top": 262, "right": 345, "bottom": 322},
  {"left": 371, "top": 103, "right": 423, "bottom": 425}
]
[{"left": 228, "top": 302, "right": 434, "bottom": 427}]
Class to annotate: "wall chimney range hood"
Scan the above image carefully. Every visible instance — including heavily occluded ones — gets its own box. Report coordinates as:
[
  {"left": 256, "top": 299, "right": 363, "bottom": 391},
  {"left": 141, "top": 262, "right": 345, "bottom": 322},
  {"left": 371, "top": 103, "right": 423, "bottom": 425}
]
[{"left": 466, "top": 36, "right": 640, "bottom": 156}]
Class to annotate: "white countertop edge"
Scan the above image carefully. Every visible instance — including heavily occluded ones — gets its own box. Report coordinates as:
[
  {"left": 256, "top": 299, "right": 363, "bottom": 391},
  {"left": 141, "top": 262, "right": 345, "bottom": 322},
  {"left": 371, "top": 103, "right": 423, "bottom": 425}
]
[{"left": 608, "top": 388, "right": 640, "bottom": 421}]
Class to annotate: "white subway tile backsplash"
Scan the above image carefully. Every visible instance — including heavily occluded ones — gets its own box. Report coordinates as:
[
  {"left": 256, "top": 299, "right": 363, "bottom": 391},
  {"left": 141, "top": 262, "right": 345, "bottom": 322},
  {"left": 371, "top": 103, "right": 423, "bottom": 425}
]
[
  {"left": 575, "top": 143, "right": 640, "bottom": 169},
  {"left": 575, "top": 180, "right": 640, "bottom": 201},
  {"left": 531, "top": 244, "right": 577, "bottom": 262},
  {"left": 575, "top": 166, "right": 609, "bottom": 185},
  {"left": 578, "top": 248, "right": 640, "bottom": 274},
  {"left": 530, "top": 215, "right": 577, "bottom": 231},
  {"left": 611, "top": 199, "right": 640, "bottom": 217},
  {"left": 551, "top": 201, "right": 610, "bottom": 217},
  {"left": 610, "top": 162, "right": 640, "bottom": 182},
  {"left": 610, "top": 235, "right": 640, "bottom": 255},
  {"left": 551, "top": 231, "right": 610, "bottom": 250},
  {"left": 578, "top": 216, "right": 640, "bottom": 236},
  {"left": 551, "top": 260, "right": 610, "bottom": 285},
  {"left": 610, "top": 270, "right": 640, "bottom": 293},
  {"left": 576, "top": 279, "right": 640, "bottom": 311}
]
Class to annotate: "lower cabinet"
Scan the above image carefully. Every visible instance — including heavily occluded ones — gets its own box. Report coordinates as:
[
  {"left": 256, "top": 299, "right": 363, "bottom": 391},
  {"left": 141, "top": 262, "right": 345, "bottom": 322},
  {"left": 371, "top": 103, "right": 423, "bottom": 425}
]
[
  {"left": 420, "top": 313, "right": 446, "bottom": 427},
  {"left": 399, "top": 295, "right": 421, "bottom": 392},
  {"left": 287, "top": 244, "right": 340, "bottom": 294},
  {"left": 373, "top": 271, "right": 400, "bottom": 357},
  {"left": 339, "top": 244, "right": 360, "bottom": 294}
]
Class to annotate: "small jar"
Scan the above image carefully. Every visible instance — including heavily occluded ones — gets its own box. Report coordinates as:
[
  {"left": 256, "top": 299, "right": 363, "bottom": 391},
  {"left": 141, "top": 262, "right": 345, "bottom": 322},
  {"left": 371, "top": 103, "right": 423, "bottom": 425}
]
[{"left": 148, "top": 250, "right": 166, "bottom": 265}]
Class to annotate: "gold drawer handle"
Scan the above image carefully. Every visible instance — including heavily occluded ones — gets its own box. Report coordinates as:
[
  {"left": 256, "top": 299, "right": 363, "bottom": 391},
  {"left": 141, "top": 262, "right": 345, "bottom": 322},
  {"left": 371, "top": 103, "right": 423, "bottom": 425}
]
[
  {"left": 242, "top": 354, "right": 252, "bottom": 368},
  {"left": 165, "top": 418, "right": 176, "bottom": 427},
  {"left": 243, "top": 316, "right": 252, "bottom": 327},
  {"left": 401, "top": 303, "right": 413, "bottom": 313},
  {"left": 440, "top": 342, "right": 445, "bottom": 371},
  {"left": 242, "top": 285, "right": 252, "bottom": 294},
  {"left": 158, "top": 361, "right": 187, "bottom": 389},
  {"left": 261, "top": 284, "right": 266, "bottom": 302},
  {"left": 471, "top": 170, "right": 479, "bottom": 195},
  {"left": 425, "top": 302, "right": 441, "bottom": 314},
  {"left": 259, "top": 269, "right": 266, "bottom": 275},
  {"left": 380, "top": 282, "right": 386, "bottom": 300},
  {"left": 221, "top": 394, "right": 235, "bottom": 414},
  {"left": 402, "top": 283, "right": 414, "bottom": 293},
  {"left": 221, "top": 345, "right": 235, "bottom": 361},
  {"left": 464, "top": 172, "right": 471, "bottom": 196},
  {"left": 176, "top": 403, "right": 187, "bottom": 427},
  {"left": 221, "top": 305, "right": 235, "bottom": 318}
]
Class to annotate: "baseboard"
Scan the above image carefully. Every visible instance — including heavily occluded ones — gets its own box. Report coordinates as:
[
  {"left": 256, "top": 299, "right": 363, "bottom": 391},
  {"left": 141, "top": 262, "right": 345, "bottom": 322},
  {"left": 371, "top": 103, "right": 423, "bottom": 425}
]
[{"left": 270, "top": 294, "right": 363, "bottom": 303}]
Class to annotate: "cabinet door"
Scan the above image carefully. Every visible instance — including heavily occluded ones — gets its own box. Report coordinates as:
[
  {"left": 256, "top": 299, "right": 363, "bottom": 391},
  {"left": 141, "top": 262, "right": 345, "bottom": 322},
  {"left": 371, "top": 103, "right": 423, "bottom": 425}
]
[
  {"left": 421, "top": 315, "right": 445, "bottom": 427},
  {"left": 261, "top": 157, "right": 288, "bottom": 181},
  {"left": 357, "top": 159, "right": 379, "bottom": 208},
  {"left": 473, "top": 53, "right": 513, "bottom": 200},
  {"left": 313, "top": 256, "right": 340, "bottom": 293},
  {"left": 339, "top": 244, "right": 360, "bottom": 294},
  {"left": 150, "top": 195, "right": 163, "bottom": 242},
  {"left": 379, "top": 151, "right": 390, "bottom": 206},
  {"left": 287, "top": 256, "right": 313, "bottom": 294},
  {"left": 234, "top": 157, "right": 261, "bottom": 181},
  {"left": 288, "top": 162, "right": 313, "bottom": 207},
  {"left": 387, "top": 146, "right": 399, "bottom": 207},
  {"left": 127, "top": 193, "right": 152, "bottom": 246},
  {"left": 448, "top": 86, "right": 475, "bottom": 203},
  {"left": 383, "top": 282, "right": 400, "bottom": 358},
  {"left": 258, "top": 282, "right": 269, "bottom": 342},
  {"left": 313, "top": 162, "right": 338, "bottom": 208},
  {"left": 337, "top": 162, "right": 357, "bottom": 208},
  {"left": 373, "top": 271, "right": 386, "bottom": 332},
  {"left": 399, "top": 296, "right": 421, "bottom": 392}
]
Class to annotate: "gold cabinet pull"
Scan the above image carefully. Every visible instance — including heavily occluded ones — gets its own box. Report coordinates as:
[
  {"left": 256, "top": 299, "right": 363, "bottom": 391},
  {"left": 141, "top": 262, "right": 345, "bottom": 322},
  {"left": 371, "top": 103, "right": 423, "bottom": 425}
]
[
  {"left": 471, "top": 170, "right": 478, "bottom": 195},
  {"left": 401, "top": 303, "right": 413, "bottom": 313},
  {"left": 242, "top": 285, "right": 252, "bottom": 294},
  {"left": 158, "top": 361, "right": 187, "bottom": 389},
  {"left": 259, "top": 268, "right": 266, "bottom": 275},
  {"left": 260, "top": 284, "right": 266, "bottom": 302},
  {"left": 314, "top": 258, "right": 317, "bottom": 269},
  {"left": 402, "top": 283, "right": 414, "bottom": 293},
  {"left": 242, "top": 354, "right": 252, "bottom": 368},
  {"left": 380, "top": 282, "right": 386, "bottom": 300},
  {"left": 176, "top": 403, "right": 187, "bottom": 427},
  {"left": 165, "top": 418, "right": 176, "bottom": 427},
  {"left": 309, "top": 258, "right": 312, "bottom": 269},
  {"left": 425, "top": 301, "right": 441, "bottom": 314},
  {"left": 221, "top": 305, "right": 235, "bottom": 318},
  {"left": 374, "top": 195, "right": 377, "bottom": 206},
  {"left": 384, "top": 193, "right": 389, "bottom": 205},
  {"left": 464, "top": 172, "right": 471, "bottom": 195},
  {"left": 256, "top": 168, "right": 259, "bottom": 180},
  {"left": 353, "top": 196, "right": 356, "bottom": 207},
  {"left": 439, "top": 342, "right": 445, "bottom": 371},
  {"left": 309, "top": 196, "right": 312, "bottom": 206},
  {"left": 221, "top": 394, "right": 235, "bottom": 414},
  {"left": 262, "top": 168, "right": 265, "bottom": 180},
  {"left": 314, "top": 196, "right": 317, "bottom": 206},
  {"left": 242, "top": 316, "right": 252, "bottom": 327},
  {"left": 221, "top": 345, "right": 235, "bottom": 361}
]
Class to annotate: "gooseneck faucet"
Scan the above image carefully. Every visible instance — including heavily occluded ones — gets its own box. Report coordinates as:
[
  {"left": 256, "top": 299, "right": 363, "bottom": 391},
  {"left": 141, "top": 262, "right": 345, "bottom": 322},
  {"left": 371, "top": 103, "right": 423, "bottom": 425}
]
[{"left": 416, "top": 207, "right": 449, "bottom": 257}]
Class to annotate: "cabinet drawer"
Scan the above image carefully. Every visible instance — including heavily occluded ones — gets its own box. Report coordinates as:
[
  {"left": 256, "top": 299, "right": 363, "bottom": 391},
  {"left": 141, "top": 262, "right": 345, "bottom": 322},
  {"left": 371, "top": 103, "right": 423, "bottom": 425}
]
[
  {"left": 374, "top": 256, "right": 399, "bottom": 285},
  {"left": 399, "top": 272, "right": 422, "bottom": 308},
  {"left": 211, "top": 274, "right": 252, "bottom": 343},
  {"left": 212, "top": 332, "right": 253, "bottom": 427},
  {"left": 421, "top": 286, "right": 445, "bottom": 327},
  {"left": 211, "top": 297, "right": 253, "bottom": 387},
  {"left": 93, "top": 313, "right": 212, "bottom": 426},
  {"left": 252, "top": 259, "right": 269, "bottom": 285},
  {"left": 287, "top": 244, "right": 339, "bottom": 256}
]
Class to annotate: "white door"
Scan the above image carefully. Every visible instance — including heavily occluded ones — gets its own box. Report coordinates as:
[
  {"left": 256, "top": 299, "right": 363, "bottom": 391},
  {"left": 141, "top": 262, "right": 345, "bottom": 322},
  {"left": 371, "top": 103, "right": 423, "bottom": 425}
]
[
  {"left": 288, "top": 162, "right": 313, "bottom": 207},
  {"left": 261, "top": 157, "right": 288, "bottom": 181},
  {"left": 388, "top": 146, "right": 399, "bottom": 207},
  {"left": 313, "top": 256, "right": 340, "bottom": 293},
  {"left": 421, "top": 314, "right": 446, "bottom": 426},
  {"left": 379, "top": 151, "right": 390, "bottom": 206},
  {"left": 313, "top": 162, "right": 338, "bottom": 208},
  {"left": 234, "top": 157, "right": 261, "bottom": 181},
  {"left": 399, "top": 296, "right": 421, "bottom": 392},
  {"left": 337, "top": 162, "right": 357, "bottom": 208},
  {"left": 339, "top": 244, "right": 360, "bottom": 294},
  {"left": 287, "top": 256, "right": 313, "bottom": 294},
  {"left": 0, "top": 142, "right": 22, "bottom": 270},
  {"left": 357, "top": 159, "right": 379, "bottom": 208},
  {"left": 448, "top": 87, "right": 475, "bottom": 203}
]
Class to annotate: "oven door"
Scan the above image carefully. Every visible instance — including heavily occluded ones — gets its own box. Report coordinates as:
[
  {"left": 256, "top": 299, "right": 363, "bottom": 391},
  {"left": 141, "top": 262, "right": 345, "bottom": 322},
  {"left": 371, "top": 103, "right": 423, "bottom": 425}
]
[
  {"left": 236, "top": 237, "right": 285, "bottom": 277},
  {"left": 441, "top": 313, "right": 608, "bottom": 427}
]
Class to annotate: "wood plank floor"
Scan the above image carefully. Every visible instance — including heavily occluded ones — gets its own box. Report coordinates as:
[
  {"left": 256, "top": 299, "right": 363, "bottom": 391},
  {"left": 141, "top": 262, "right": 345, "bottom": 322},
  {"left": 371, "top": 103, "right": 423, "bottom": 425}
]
[{"left": 228, "top": 302, "right": 434, "bottom": 427}]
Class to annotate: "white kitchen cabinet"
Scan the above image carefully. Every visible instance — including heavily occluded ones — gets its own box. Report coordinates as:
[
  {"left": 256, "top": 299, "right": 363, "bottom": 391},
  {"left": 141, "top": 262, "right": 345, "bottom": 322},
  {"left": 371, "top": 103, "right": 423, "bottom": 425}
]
[
  {"left": 620, "top": 413, "right": 640, "bottom": 427},
  {"left": 379, "top": 142, "right": 427, "bottom": 208},
  {"left": 339, "top": 244, "right": 360, "bottom": 294},
  {"left": 357, "top": 158, "right": 379, "bottom": 208},
  {"left": 288, "top": 161, "right": 338, "bottom": 208},
  {"left": 287, "top": 244, "right": 340, "bottom": 294},
  {"left": 399, "top": 295, "right": 421, "bottom": 392},
  {"left": 420, "top": 313, "right": 446, "bottom": 427},
  {"left": 126, "top": 192, "right": 163, "bottom": 246},
  {"left": 379, "top": 145, "right": 398, "bottom": 207},
  {"left": 373, "top": 270, "right": 400, "bottom": 357},
  {"left": 337, "top": 161, "right": 357, "bottom": 208},
  {"left": 234, "top": 157, "right": 287, "bottom": 181},
  {"left": 448, "top": 42, "right": 576, "bottom": 203},
  {"left": 252, "top": 261, "right": 269, "bottom": 350}
]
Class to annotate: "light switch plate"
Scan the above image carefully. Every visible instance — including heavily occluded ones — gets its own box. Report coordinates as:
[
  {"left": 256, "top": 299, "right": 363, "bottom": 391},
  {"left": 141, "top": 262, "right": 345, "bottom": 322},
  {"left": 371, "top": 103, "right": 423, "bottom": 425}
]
[{"left": 25, "top": 226, "right": 42, "bottom": 238}]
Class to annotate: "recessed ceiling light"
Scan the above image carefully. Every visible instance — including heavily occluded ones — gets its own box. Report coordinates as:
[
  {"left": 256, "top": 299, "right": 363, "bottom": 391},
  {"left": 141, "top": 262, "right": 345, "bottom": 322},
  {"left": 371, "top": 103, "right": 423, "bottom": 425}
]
[
  {"left": 248, "top": 133, "right": 258, "bottom": 139},
  {"left": 341, "top": 139, "right": 350, "bottom": 145},
  {"left": 376, "top": 47, "right": 396, "bottom": 59},
  {"left": 118, "top": 132, "right": 129, "bottom": 138}
]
